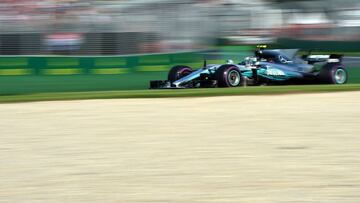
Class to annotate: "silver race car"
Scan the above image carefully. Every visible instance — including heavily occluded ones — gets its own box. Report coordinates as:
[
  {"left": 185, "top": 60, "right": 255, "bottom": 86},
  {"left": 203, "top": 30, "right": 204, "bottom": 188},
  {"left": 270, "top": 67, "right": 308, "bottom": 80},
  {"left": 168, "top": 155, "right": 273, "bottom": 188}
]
[{"left": 150, "top": 47, "right": 348, "bottom": 89}]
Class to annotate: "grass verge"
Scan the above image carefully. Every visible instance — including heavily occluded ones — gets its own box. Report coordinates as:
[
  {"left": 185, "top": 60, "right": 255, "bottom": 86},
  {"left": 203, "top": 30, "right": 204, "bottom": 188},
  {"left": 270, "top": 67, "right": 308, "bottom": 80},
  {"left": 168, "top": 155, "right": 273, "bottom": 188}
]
[{"left": 0, "top": 84, "right": 360, "bottom": 103}]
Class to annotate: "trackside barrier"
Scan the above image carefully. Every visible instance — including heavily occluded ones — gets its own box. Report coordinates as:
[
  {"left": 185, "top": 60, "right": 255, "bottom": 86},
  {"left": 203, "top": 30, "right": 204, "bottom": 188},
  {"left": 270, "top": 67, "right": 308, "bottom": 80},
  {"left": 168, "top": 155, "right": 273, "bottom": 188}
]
[
  {"left": 0, "top": 52, "right": 206, "bottom": 76},
  {"left": 0, "top": 47, "right": 271, "bottom": 94},
  {"left": 0, "top": 51, "right": 218, "bottom": 94}
]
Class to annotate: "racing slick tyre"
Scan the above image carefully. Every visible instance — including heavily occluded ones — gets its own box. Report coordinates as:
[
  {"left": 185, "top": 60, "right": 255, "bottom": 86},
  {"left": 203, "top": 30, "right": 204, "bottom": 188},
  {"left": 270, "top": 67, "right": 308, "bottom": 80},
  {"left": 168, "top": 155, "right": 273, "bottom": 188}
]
[
  {"left": 215, "top": 65, "right": 242, "bottom": 87},
  {"left": 319, "top": 64, "right": 348, "bottom": 84},
  {"left": 168, "top": 65, "right": 193, "bottom": 83}
]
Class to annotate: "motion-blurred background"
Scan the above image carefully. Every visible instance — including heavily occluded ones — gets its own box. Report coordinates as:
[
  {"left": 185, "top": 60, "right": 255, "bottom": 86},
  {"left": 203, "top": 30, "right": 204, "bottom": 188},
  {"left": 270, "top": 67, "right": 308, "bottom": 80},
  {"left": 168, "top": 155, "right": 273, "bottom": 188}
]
[
  {"left": 0, "top": 0, "right": 359, "bottom": 95},
  {"left": 0, "top": 0, "right": 359, "bottom": 55}
]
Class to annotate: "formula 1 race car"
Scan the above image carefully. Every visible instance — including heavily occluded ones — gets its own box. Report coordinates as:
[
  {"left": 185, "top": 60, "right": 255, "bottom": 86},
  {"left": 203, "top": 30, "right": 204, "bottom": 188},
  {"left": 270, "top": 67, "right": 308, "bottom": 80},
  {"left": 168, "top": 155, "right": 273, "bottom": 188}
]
[{"left": 149, "top": 47, "right": 348, "bottom": 89}]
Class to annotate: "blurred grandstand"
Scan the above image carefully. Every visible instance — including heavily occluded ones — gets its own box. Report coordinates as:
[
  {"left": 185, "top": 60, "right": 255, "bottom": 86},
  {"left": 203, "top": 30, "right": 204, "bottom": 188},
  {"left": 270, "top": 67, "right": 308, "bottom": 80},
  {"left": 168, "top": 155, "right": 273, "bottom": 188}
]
[{"left": 0, "top": 0, "right": 358, "bottom": 55}]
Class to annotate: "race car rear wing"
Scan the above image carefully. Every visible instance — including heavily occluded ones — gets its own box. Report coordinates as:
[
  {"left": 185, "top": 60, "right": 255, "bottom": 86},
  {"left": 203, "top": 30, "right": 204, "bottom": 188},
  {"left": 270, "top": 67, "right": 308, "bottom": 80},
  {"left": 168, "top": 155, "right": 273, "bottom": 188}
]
[{"left": 303, "top": 54, "right": 343, "bottom": 64}]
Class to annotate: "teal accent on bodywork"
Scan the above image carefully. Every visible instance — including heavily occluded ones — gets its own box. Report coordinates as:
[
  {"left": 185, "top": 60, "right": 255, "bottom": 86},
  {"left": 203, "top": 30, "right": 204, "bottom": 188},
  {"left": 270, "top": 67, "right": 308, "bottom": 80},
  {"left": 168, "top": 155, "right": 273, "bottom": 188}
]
[
  {"left": 242, "top": 70, "right": 253, "bottom": 78},
  {"left": 241, "top": 68, "right": 302, "bottom": 81},
  {"left": 257, "top": 68, "right": 289, "bottom": 81}
]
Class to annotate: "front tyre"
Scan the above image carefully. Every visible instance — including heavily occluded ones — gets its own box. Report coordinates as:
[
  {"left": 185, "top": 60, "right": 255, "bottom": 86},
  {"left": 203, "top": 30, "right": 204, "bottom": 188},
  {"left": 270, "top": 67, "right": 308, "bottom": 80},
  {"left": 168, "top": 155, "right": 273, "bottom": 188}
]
[
  {"left": 168, "top": 65, "right": 193, "bottom": 83},
  {"left": 215, "top": 65, "right": 242, "bottom": 87},
  {"left": 319, "top": 64, "right": 348, "bottom": 84}
]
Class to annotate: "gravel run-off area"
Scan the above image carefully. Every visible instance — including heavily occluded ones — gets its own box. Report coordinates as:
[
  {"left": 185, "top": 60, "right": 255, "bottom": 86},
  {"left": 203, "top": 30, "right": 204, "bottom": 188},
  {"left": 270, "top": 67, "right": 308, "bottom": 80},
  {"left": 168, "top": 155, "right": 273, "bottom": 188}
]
[{"left": 1, "top": 92, "right": 360, "bottom": 203}]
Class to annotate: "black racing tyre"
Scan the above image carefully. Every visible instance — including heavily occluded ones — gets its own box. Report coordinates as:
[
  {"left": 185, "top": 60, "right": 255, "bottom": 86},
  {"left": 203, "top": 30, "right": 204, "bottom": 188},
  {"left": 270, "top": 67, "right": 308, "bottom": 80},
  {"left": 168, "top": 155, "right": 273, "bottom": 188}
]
[
  {"left": 168, "top": 65, "right": 193, "bottom": 83},
  {"left": 319, "top": 64, "right": 348, "bottom": 84},
  {"left": 215, "top": 65, "right": 242, "bottom": 87}
]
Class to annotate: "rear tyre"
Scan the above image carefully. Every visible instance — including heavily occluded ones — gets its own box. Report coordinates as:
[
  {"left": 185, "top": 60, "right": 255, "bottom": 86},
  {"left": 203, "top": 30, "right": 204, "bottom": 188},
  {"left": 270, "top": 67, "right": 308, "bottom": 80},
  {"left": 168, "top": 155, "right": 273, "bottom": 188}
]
[
  {"left": 215, "top": 65, "right": 242, "bottom": 87},
  {"left": 168, "top": 65, "right": 193, "bottom": 83},
  {"left": 319, "top": 64, "right": 348, "bottom": 84}
]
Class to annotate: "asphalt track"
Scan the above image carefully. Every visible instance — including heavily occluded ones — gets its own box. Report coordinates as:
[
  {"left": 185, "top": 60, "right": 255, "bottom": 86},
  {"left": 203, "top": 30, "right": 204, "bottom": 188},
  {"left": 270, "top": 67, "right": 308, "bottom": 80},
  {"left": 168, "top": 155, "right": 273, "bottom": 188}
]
[
  {"left": 1, "top": 91, "right": 360, "bottom": 203},
  {"left": 344, "top": 57, "right": 360, "bottom": 67}
]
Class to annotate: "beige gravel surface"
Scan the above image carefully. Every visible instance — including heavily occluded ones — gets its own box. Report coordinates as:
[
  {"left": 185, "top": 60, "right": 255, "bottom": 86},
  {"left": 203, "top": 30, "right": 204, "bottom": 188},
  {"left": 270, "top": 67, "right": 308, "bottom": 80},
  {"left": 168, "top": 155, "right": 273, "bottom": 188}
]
[{"left": 1, "top": 92, "right": 360, "bottom": 203}]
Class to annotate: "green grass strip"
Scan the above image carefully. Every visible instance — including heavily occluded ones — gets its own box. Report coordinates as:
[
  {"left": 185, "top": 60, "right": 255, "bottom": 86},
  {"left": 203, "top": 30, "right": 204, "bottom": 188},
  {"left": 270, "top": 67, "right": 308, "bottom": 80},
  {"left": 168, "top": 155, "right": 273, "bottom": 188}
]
[{"left": 0, "top": 84, "right": 360, "bottom": 103}]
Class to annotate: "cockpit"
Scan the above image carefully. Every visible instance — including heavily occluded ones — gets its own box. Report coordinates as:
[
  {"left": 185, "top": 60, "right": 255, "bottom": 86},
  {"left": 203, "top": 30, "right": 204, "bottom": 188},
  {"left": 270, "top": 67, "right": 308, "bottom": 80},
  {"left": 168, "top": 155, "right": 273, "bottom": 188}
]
[{"left": 255, "top": 50, "right": 292, "bottom": 64}]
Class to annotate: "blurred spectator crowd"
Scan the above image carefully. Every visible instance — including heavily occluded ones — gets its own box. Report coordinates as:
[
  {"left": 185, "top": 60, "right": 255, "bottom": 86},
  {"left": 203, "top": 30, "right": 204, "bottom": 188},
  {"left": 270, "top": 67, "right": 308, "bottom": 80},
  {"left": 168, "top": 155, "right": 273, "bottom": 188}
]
[{"left": 0, "top": 0, "right": 359, "bottom": 55}]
